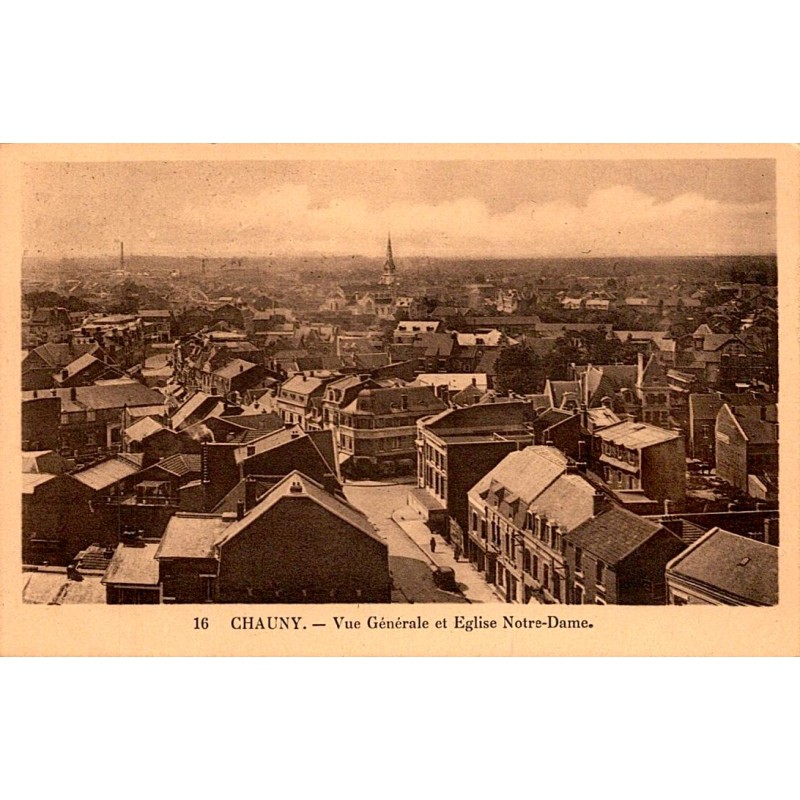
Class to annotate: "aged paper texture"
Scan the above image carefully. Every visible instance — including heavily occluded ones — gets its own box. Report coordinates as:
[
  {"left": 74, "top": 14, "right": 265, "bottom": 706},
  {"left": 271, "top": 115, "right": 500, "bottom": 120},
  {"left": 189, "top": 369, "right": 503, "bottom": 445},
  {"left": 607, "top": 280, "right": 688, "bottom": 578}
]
[{"left": 1, "top": 143, "right": 797, "bottom": 656}]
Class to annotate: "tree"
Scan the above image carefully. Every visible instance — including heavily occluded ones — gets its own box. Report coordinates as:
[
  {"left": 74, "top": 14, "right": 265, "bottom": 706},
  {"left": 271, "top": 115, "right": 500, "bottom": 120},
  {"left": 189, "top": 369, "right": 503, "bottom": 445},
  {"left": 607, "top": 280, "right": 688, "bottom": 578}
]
[{"left": 495, "top": 346, "right": 545, "bottom": 395}]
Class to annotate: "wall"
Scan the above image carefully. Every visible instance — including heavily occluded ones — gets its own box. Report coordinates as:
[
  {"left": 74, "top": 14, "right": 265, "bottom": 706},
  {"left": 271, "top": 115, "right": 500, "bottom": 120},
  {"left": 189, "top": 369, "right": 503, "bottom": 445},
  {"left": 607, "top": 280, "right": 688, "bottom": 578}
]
[
  {"left": 715, "top": 408, "right": 748, "bottom": 492},
  {"left": 616, "top": 529, "right": 686, "bottom": 605},
  {"left": 217, "top": 497, "right": 390, "bottom": 603},
  {"left": 642, "top": 437, "right": 686, "bottom": 509},
  {"left": 22, "top": 396, "right": 61, "bottom": 451}
]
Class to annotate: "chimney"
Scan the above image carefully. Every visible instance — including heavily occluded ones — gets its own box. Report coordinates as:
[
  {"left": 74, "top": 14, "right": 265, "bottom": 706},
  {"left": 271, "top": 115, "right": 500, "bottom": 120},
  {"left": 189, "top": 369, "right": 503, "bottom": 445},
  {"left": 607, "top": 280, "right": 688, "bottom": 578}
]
[
  {"left": 201, "top": 442, "right": 210, "bottom": 484},
  {"left": 764, "top": 517, "right": 779, "bottom": 546},
  {"left": 61, "top": 368, "right": 69, "bottom": 381},
  {"left": 663, "top": 499, "right": 672, "bottom": 517},
  {"left": 33, "top": 390, "right": 38, "bottom": 398},
  {"left": 236, "top": 499, "right": 245, "bottom": 521},
  {"left": 637, "top": 351, "right": 645, "bottom": 385},
  {"left": 321, "top": 472, "right": 339, "bottom": 495},
  {"left": 580, "top": 402, "right": 588, "bottom": 429},
  {"left": 593, "top": 490, "right": 606, "bottom": 517}
]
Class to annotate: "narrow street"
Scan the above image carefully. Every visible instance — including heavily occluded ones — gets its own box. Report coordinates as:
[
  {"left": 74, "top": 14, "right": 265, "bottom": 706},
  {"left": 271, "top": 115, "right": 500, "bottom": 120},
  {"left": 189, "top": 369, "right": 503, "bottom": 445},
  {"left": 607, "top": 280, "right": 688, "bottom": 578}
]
[{"left": 343, "top": 482, "right": 469, "bottom": 604}]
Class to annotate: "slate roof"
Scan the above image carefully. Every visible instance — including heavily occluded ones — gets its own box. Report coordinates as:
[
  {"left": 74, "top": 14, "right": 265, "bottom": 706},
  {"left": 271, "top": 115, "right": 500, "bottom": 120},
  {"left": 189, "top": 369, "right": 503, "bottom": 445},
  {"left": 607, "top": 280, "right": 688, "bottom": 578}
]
[
  {"left": 730, "top": 405, "right": 779, "bottom": 444},
  {"left": 25, "top": 342, "right": 102, "bottom": 369},
  {"left": 102, "top": 543, "right": 161, "bottom": 586},
  {"left": 22, "top": 473, "right": 59, "bottom": 494},
  {"left": 156, "top": 514, "right": 231, "bottom": 559},
  {"left": 343, "top": 385, "right": 446, "bottom": 416},
  {"left": 586, "top": 407, "right": 621, "bottom": 429},
  {"left": 689, "top": 393, "right": 725, "bottom": 421},
  {"left": 595, "top": 419, "right": 679, "bottom": 449},
  {"left": 22, "top": 450, "right": 67, "bottom": 474},
  {"left": 666, "top": 527, "right": 778, "bottom": 605},
  {"left": 146, "top": 453, "right": 199, "bottom": 478},
  {"left": 125, "top": 416, "right": 167, "bottom": 442},
  {"left": 528, "top": 473, "right": 598, "bottom": 531},
  {"left": 215, "top": 471, "right": 380, "bottom": 548},
  {"left": 470, "top": 446, "right": 568, "bottom": 506},
  {"left": 281, "top": 374, "right": 326, "bottom": 396},
  {"left": 22, "top": 382, "right": 165, "bottom": 410},
  {"left": 566, "top": 506, "right": 674, "bottom": 565},
  {"left": 72, "top": 457, "right": 141, "bottom": 491},
  {"left": 547, "top": 380, "right": 581, "bottom": 408},
  {"left": 171, "top": 391, "right": 223, "bottom": 430},
  {"left": 213, "top": 359, "right": 257, "bottom": 379},
  {"left": 417, "top": 332, "right": 455, "bottom": 357}
]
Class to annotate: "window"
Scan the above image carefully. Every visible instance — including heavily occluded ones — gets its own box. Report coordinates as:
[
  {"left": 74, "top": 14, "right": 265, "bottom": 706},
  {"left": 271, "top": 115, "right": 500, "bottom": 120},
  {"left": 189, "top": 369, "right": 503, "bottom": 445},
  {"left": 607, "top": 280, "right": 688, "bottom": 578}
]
[
  {"left": 575, "top": 547, "right": 583, "bottom": 575},
  {"left": 596, "top": 560, "right": 605, "bottom": 586},
  {"left": 573, "top": 584, "right": 584, "bottom": 605},
  {"left": 532, "top": 555, "right": 539, "bottom": 580}
]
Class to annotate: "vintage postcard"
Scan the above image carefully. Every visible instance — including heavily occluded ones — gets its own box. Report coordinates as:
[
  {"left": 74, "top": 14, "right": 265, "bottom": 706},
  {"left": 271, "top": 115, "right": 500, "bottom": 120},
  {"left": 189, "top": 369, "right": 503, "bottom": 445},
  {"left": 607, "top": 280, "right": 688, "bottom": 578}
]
[{"left": 1, "top": 143, "right": 797, "bottom": 655}]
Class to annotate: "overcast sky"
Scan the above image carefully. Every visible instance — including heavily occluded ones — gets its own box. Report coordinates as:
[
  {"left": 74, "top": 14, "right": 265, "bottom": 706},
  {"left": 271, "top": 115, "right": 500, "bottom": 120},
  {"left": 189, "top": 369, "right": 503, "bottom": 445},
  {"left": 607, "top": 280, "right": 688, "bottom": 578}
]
[{"left": 23, "top": 159, "right": 776, "bottom": 259}]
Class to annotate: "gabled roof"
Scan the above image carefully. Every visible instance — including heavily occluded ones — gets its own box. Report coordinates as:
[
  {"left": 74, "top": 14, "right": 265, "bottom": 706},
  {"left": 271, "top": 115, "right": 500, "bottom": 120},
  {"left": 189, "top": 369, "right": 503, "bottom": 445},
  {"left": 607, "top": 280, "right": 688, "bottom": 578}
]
[
  {"left": 545, "top": 380, "right": 581, "bottom": 409},
  {"left": 281, "top": 374, "right": 326, "bottom": 396},
  {"left": 22, "top": 450, "right": 67, "bottom": 474},
  {"left": 152, "top": 453, "right": 202, "bottom": 477},
  {"left": 215, "top": 471, "right": 380, "bottom": 548},
  {"left": 469, "top": 446, "right": 567, "bottom": 506},
  {"left": 666, "top": 527, "right": 778, "bottom": 605},
  {"left": 171, "top": 391, "right": 224, "bottom": 430},
  {"left": 124, "top": 416, "right": 168, "bottom": 442},
  {"left": 213, "top": 359, "right": 257, "bottom": 379},
  {"left": 689, "top": 393, "right": 725, "bottom": 421},
  {"left": 726, "top": 404, "right": 778, "bottom": 445},
  {"left": 24, "top": 342, "right": 101, "bottom": 370},
  {"left": 528, "top": 473, "right": 598, "bottom": 532},
  {"left": 566, "top": 506, "right": 677, "bottom": 565}
]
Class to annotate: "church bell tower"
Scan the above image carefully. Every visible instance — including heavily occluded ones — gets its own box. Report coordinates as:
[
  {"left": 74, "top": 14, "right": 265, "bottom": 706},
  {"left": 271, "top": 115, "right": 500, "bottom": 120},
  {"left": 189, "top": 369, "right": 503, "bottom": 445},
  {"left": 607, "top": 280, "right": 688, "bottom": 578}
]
[{"left": 380, "top": 232, "right": 397, "bottom": 287}]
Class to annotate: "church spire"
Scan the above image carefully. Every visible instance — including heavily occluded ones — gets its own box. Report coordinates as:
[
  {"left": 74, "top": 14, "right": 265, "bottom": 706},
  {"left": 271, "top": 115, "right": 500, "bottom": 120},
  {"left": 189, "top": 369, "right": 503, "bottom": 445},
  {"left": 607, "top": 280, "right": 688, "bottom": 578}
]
[{"left": 381, "top": 231, "right": 397, "bottom": 286}]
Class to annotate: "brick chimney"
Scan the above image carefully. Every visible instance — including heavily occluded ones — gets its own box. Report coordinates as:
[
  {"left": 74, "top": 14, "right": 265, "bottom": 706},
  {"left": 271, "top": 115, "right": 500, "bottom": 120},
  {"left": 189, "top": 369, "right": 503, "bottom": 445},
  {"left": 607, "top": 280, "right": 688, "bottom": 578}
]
[{"left": 593, "top": 490, "right": 607, "bottom": 517}]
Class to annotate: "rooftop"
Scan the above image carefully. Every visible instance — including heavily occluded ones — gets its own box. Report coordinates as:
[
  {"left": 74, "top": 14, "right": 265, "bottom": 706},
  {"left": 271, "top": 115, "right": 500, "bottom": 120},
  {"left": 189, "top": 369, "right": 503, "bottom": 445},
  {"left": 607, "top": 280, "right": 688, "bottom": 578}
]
[
  {"left": 666, "top": 527, "right": 778, "bottom": 605},
  {"left": 102, "top": 542, "right": 161, "bottom": 587},
  {"left": 470, "top": 446, "right": 568, "bottom": 506},
  {"left": 156, "top": 514, "right": 232, "bottom": 560},
  {"left": 595, "top": 419, "right": 680, "bottom": 449},
  {"left": 566, "top": 506, "right": 675, "bottom": 565},
  {"left": 73, "top": 457, "right": 141, "bottom": 491}
]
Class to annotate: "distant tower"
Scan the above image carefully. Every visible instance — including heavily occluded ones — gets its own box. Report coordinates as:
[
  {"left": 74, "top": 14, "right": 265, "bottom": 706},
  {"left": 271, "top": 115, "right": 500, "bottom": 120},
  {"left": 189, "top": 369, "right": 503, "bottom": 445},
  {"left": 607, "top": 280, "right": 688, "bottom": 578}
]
[{"left": 380, "top": 232, "right": 397, "bottom": 287}]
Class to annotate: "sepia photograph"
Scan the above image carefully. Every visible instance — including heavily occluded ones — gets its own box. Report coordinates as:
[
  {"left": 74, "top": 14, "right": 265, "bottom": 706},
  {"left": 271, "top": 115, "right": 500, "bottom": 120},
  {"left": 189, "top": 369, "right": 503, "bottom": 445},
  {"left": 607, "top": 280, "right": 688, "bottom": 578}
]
[{"left": 3, "top": 143, "right": 798, "bottom": 655}]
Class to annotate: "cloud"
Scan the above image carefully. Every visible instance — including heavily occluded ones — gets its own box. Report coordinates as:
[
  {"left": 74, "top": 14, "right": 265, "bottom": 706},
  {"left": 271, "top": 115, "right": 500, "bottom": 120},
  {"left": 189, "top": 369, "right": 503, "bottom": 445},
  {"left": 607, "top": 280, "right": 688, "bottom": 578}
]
[{"left": 175, "top": 182, "right": 774, "bottom": 257}]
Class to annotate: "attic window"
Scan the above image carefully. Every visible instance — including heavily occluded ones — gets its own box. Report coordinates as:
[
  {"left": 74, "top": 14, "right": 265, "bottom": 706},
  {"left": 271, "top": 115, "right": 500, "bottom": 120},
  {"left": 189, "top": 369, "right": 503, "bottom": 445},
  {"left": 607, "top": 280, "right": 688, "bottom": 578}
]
[{"left": 738, "top": 557, "right": 751, "bottom": 567}]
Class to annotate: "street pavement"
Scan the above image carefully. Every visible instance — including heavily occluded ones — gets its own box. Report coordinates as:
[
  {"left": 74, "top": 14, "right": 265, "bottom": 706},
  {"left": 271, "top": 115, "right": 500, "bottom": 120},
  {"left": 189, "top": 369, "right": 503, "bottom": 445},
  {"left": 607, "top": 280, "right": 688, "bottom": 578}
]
[
  {"left": 344, "top": 481, "right": 501, "bottom": 604},
  {"left": 391, "top": 506, "right": 503, "bottom": 604}
]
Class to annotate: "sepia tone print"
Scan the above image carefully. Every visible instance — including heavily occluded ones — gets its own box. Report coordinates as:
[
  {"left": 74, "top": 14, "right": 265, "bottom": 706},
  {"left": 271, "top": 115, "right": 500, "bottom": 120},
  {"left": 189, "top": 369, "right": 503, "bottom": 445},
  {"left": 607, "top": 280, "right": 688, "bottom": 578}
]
[{"left": 17, "top": 149, "right": 781, "bottom": 611}]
